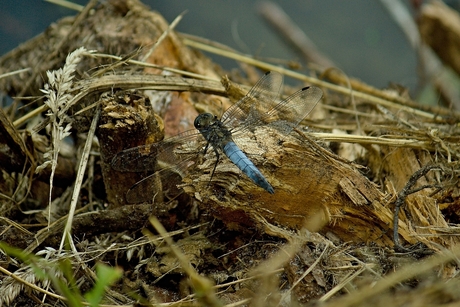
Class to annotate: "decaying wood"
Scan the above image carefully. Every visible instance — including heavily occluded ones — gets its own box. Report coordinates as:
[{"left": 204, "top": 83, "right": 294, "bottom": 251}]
[
  {"left": 0, "top": 107, "right": 32, "bottom": 173},
  {"left": 97, "top": 92, "right": 164, "bottom": 207},
  {"left": 418, "top": 1, "right": 460, "bottom": 77},
  {"left": 1, "top": 0, "right": 460, "bottom": 306}
]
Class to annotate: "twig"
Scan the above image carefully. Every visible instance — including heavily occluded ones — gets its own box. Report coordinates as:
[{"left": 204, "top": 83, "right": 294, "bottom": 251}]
[
  {"left": 281, "top": 244, "right": 329, "bottom": 302},
  {"left": 257, "top": 1, "right": 335, "bottom": 70},
  {"left": 141, "top": 11, "right": 187, "bottom": 62},
  {"left": 393, "top": 164, "right": 442, "bottom": 252}
]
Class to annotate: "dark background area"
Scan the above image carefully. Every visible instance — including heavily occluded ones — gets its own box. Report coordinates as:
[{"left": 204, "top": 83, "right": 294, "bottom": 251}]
[{"left": 1, "top": 0, "right": 425, "bottom": 92}]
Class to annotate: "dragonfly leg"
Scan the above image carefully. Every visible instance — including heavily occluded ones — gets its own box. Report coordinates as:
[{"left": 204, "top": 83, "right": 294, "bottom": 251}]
[
  {"left": 208, "top": 147, "right": 220, "bottom": 186},
  {"left": 203, "top": 142, "right": 211, "bottom": 155}
]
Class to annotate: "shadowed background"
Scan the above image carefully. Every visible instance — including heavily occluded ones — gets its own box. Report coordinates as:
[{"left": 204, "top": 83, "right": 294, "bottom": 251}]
[{"left": 1, "top": 0, "right": 440, "bottom": 93}]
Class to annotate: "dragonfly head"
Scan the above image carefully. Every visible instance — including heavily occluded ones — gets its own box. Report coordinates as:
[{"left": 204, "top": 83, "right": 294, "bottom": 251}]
[{"left": 194, "top": 113, "right": 216, "bottom": 130}]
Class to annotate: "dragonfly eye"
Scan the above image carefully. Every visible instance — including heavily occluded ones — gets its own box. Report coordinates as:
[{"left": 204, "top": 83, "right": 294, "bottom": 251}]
[
  {"left": 194, "top": 113, "right": 214, "bottom": 129},
  {"left": 194, "top": 115, "right": 203, "bottom": 129}
]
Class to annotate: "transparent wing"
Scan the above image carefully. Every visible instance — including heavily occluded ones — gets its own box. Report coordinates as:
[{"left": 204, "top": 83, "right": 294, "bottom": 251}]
[
  {"left": 263, "top": 85, "right": 323, "bottom": 134},
  {"left": 124, "top": 169, "right": 185, "bottom": 203},
  {"left": 111, "top": 129, "right": 204, "bottom": 203},
  {"left": 221, "top": 71, "right": 322, "bottom": 136},
  {"left": 111, "top": 129, "right": 202, "bottom": 173},
  {"left": 221, "top": 71, "right": 283, "bottom": 130}
]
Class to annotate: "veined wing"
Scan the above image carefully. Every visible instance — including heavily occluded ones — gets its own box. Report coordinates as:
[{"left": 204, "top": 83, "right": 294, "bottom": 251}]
[
  {"left": 221, "top": 71, "right": 322, "bottom": 136},
  {"left": 220, "top": 71, "right": 283, "bottom": 131},
  {"left": 111, "top": 129, "right": 202, "bottom": 173},
  {"left": 111, "top": 129, "right": 203, "bottom": 203},
  {"left": 262, "top": 85, "right": 323, "bottom": 134}
]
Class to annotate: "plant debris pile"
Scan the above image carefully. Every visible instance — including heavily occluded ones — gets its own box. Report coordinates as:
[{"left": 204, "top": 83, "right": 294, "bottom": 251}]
[{"left": 1, "top": 1, "right": 460, "bottom": 306}]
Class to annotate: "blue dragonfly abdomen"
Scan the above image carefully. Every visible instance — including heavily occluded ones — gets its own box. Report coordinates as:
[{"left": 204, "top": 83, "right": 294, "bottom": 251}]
[{"left": 223, "top": 141, "right": 274, "bottom": 194}]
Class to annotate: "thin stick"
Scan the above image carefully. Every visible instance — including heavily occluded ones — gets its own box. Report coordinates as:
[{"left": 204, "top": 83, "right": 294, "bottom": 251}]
[
  {"left": 393, "top": 164, "right": 442, "bottom": 251},
  {"left": 281, "top": 244, "right": 329, "bottom": 302},
  {"left": 59, "top": 107, "right": 101, "bottom": 251},
  {"left": 141, "top": 11, "right": 187, "bottom": 62},
  {"left": 257, "top": 1, "right": 335, "bottom": 69}
]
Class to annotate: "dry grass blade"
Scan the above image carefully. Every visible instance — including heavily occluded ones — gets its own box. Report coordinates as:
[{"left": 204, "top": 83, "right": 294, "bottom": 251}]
[
  {"left": 8, "top": 0, "right": 98, "bottom": 118},
  {"left": 147, "top": 216, "right": 223, "bottom": 307},
  {"left": 89, "top": 52, "right": 220, "bottom": 81},
  {"left": 0, "top": 68, "right": 31, "bottom": 80},
  {"left": 319, "top": 265, "right": 367, "bottom": 302},
  {"left": 59, "top": 106, "right": 101, "bottom": 251},
  {"left": 142, "top": 11, "right": 187, "bottom": 62},
  {"left": 45, "top": 0, "right": 84, "bottom": 11},
  {"left": 281, "top": 244, "right": 329, "bottom": 302},
  {"left": 324, "top": 244, "right": 460, "bottom": 307}
]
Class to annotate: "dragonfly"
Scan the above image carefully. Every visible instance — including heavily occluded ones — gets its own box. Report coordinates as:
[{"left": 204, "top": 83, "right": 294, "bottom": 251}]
[{"left": 111, "top": 71, "right": 323, "bottom": 203}]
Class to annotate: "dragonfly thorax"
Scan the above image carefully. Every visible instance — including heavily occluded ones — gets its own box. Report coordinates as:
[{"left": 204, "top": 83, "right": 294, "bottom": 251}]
[{"left": 194, "top": 112, "right": 233, "bottom": 149}]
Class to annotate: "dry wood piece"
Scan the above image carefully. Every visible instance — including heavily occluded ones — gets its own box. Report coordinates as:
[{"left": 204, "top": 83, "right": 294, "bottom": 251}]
[
  {"left": 97, "top": 92, "right": 164, "bottom": 207},
  {"left": 418, "top": 1, "right": 460, "bottom": 76}
]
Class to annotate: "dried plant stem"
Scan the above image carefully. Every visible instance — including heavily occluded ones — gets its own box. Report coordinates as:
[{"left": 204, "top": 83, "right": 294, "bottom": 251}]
[
  {"left": 0, "top": 68, "right": 31, "bottom": 80},
  {"left": 44, "top": 0, "right": 84, "bottom": 11},
  {"left": 59, "top": 107, "right": 101, "bottom": 251},
  {"left": 141, "top": 11, "right": 186, "bottom": 61},
  {"left": 182, "top": 36, "right": 459, "bottom": 119},
  {"left": 37, "top": 47, "right": 90, "bottom": 227},
  {"left": 311, "top": 132, "right": 434, "bottom": 149},
  {"left": 257, "top": 1, "right": 336, "bottom": 69},
  {"left": 27, "top": 74, "right": 225, "bottom": 132},
  {"left": 147, "top": 216, "right": 223, "bottom": 307},
  {"left": 325, "top": 244, "right": 460, "bottom": 307}
]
